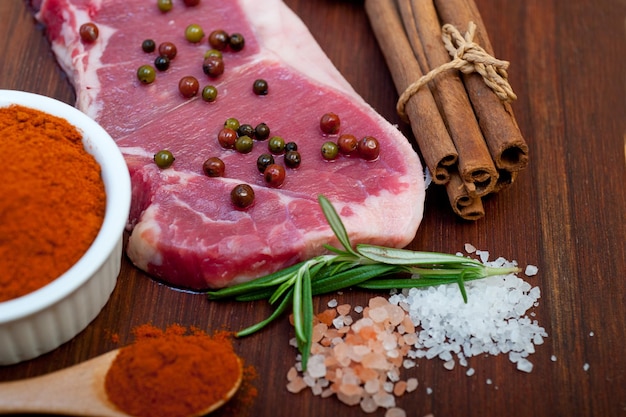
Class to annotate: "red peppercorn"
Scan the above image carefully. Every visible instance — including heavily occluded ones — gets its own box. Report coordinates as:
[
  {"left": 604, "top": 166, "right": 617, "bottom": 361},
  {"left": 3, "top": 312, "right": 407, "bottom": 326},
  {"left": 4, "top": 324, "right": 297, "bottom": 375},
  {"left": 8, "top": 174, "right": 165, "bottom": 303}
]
[
  {"left": 231, "top": 184, "right": 255, "bottom": 209},
  {"left": 178, "top": 76, "right": 199, "bottom": 98},
  {"left": 320, "top": 112, "right": 340, "bottom": 135},
  {"left": 263, "top": 164, "right": 286, "bottom": 187},
  {"left": 337, "top": 134, "right": 358, "bottom": 155},
  {"left": 208, "top": 30, "right": 230, "bottom": 50},
  {"left": 79, "top": 22, "right": 99, "bottom": 43},
  {"left": 217, "top": 128, "right": 238, "bottom": 149},
  {"left": 202, "top": 56, "right": 225, "bottom": 78},
  {"left": 202, "top": 157, "right": 225, "bottom": 177},
  {"left": 358, "top": 136, "right": 380, "bottom": 161},
  {"left": 158, "top": 42, "right": 177, "bottom": 59}
]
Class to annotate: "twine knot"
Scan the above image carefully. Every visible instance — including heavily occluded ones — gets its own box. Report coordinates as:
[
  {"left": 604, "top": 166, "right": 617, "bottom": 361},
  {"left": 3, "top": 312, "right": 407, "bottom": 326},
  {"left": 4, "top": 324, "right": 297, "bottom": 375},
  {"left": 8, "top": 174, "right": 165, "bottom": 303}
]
[{"left": 397, "top": 21, "right": 517, "bottom": 122}]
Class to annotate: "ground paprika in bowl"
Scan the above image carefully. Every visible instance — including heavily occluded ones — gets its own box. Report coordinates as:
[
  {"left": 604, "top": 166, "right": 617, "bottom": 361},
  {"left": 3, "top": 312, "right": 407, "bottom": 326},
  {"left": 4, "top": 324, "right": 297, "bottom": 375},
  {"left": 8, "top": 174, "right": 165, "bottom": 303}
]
[{"left": 0, "top": 90, "right": 131, "bottom": 365}]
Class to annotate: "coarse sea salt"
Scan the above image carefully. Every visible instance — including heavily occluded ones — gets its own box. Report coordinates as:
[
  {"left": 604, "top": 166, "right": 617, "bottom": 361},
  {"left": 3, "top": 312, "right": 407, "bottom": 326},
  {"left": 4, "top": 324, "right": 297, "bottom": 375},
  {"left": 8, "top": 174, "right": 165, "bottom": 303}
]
[{"left": 286, "top": 248, "right": 546, "bottom": 414}]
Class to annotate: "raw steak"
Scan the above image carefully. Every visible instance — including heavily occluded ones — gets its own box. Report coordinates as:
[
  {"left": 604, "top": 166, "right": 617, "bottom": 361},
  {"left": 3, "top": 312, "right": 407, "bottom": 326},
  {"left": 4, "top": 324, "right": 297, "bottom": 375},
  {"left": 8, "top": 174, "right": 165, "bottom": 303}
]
[{"left": 33, "top": 0, "right": 426, "bottom": 289}]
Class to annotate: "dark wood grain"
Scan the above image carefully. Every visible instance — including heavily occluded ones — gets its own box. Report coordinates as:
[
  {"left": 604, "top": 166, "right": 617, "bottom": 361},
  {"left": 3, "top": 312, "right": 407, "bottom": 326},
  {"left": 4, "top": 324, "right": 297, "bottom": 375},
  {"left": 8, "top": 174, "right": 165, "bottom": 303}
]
[{"left": 1, "top": 0, "right": 625, "bottom": 416}]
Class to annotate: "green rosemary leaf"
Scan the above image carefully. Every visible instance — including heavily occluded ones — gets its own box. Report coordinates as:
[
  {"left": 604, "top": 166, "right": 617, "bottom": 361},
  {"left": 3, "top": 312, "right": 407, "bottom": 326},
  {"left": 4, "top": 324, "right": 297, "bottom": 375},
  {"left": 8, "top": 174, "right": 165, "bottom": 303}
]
[
  {"left": 293, "top": 272, "right": 305, "bottom": 344},
  {"left": 269, "top": 271, "right": 298, "bottom": 304},
  {"left": 357, "top": 244, "right": 484, "bottom": 268},
  {"left": 456, "top": 270, "right": 468, "bottom": 303},
  {"left": 300, "top": 270, "right": 314, "bottom": 371},
  {"left": 236, "top": 288, "right": 293, "bottom": 337},
  {"left": 311, "top": 263, "right": 400, "bottom": 295},
  {"left": 207, "top": 261, "right": 305, "bottom": 300},
  {"left": 318, "top": 195, "right": 358, "bottom": 256}
]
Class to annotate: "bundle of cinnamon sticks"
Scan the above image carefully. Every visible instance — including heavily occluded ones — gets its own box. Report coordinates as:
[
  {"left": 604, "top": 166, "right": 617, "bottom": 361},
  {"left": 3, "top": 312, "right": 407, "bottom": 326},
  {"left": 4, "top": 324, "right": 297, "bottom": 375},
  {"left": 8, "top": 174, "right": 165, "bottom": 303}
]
[{"left": 365, "top": 0, "right": 528, "bottom": 220}]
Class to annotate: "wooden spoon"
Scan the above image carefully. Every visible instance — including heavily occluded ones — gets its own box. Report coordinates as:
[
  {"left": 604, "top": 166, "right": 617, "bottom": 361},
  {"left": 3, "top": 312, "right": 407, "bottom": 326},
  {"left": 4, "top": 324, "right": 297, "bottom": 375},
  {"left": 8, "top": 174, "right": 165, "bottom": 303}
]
[{"left": 0, "top": 349, "right": 243, "bottom": 416}]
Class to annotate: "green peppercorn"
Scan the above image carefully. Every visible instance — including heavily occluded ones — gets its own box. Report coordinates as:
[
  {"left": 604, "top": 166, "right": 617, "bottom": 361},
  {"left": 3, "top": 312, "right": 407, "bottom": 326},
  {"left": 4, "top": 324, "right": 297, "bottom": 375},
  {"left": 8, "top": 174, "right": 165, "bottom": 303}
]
[
  {"left": 235, "top": 135, "right": 254, "bottom": 153},
  {"left": 321, "top": 141, "right": 339, "bottom": 160},
  {"left": 142, "top": 39, "right": 156, "bottom": 53},
  {"left": 154, "top": 55, "right": 170, "bottom": 71},
  {"left": 253, "top": 79, "right": 268, "bottom": 96},
  {"left": 231, "top": 184, "right": 255, "bottom": 209},
  {"left": 202, "top": 56, "right": 224, "bottom": 78},
  {"left": 154, "top": 150, "right": 175, "bottom": 168},
  {"left": 204, "top": 49, "right": 223, "bottom": 60},
  {"left": 202, "top": 157, "right": 225, "bottom": 177},
  {"left": 178, "top": 76, "right": 199, "bottom": 98},
  {"left": 255, "top": 123, "right": 270, "bottom": 141},
  {"left": 268, "top": 136, "right": 285, "bottom": 154},
  {"left": 79, "top": 23, "right": 99, "bottom": 43},
  {"left": 284, "top": 150, "right": 301, "bottom": 168},
  {"left": 229, "top": 33, "right": 245, "bottom": 51},
  {"left": 224, "top": 118, "right": 240, "bottom": 131},
  {"left": 208, "top": 29, "right": 229, "bottom": 50},
  {"left": 137, "top": 65, "right": 156, "bottom": 84},
  {"left": 185, "top": 23, "right": 204, "bottom": 43},
  {"left": 237, "top": 124, "right": 255, "bottom": 138},
  {"left": 157, "top": 0, "right": 173, "bottom": 12},
  {"left": 256, "top": 153, "right": 275, "bottom": 173},
  {"left": 201, "top": 85, "right": 218, "bottom": 102}
]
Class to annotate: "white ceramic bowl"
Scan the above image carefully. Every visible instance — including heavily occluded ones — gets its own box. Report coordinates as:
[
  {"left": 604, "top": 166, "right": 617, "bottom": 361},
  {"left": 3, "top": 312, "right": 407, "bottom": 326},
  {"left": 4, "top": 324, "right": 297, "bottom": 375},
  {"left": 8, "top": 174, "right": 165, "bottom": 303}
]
[{"left": 0, "top": 90, "right": 131, "bottom": 365}]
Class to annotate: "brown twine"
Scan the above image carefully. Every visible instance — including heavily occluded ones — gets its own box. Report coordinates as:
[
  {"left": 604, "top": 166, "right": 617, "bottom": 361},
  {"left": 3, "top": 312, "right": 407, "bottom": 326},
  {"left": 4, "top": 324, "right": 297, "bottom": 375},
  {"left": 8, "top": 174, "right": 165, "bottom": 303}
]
[{"left": 397, "top": 21, "right": 517, "bottom": 122}]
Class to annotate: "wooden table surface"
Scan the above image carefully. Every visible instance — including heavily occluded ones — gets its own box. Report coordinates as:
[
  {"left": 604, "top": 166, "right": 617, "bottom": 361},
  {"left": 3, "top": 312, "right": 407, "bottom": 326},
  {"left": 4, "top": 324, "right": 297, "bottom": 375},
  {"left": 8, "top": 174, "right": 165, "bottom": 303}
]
[{"left": 1, "top": 0, "right": 625, "bottom": 416}]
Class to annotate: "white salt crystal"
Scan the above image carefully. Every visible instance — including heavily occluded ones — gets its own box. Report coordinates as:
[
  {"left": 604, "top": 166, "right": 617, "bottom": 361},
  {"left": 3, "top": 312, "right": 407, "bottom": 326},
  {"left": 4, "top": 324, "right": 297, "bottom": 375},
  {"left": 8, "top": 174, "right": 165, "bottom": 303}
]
[
  {"left": 486, "top": 378, "right": 492, "bottom": 385},
  {"left": 354, "top": 305, "right": 364, "bottom": 313},
  {"left": 466, "top": 367, "right": 475, "bottom": 376},
  {"left": 373, "top": 391, "right": 396, "bottom": 408},
  {"left": 426, "top": 387, "right": 433, "bottom": 395},
  {"left": 327, "top": 298, "right": 338, "bottom": 308},
  {"left": 524, "top": 265, "right": 539, "bottom": 276},
  {"left": 476, "top": 250, "right": 490, "bottom": 263},
  {"left": 406, "top": 378, "right": 419, "bottom": 392},
  {"left": 583, "top": 363, "right": 590, "bottom": 371},
  {"left": 516, "top": 358, "right": 534, "bottom": 373},
  {"left": 589, "top": 331, "right": 594, "bottom": 337},
  {"left": 306, "top": 354, "right": 326, "bottom": 379},
  {"left": 360, "top": 395, "right": 378, "bottom": 413},
  {"left": 443, "top": 360, "right": 455, "bottom": 370},
  {"left": 464, "top": 243, "right": 477, "bottom": 253},
  {"left": 551, "top": 355, "right": 557, "bottom": 362},
  {"left": 332, "top": 316, "right": 345, "bottom": 329}
]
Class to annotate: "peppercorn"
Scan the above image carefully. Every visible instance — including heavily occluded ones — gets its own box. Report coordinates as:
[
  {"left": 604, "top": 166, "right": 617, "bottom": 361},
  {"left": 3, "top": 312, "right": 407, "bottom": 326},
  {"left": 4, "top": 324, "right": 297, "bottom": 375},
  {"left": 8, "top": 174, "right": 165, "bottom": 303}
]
[
  {"left": 256, "top": 153, "right": 275, "bottom": 173},
  {"left": 217, "top": 128, "right": 238, "bottom": 149},
  {"left": 178, "top": 76, "right": 199, "bottom": 98},
  {"left": 79, "top": 23, "right": 99, "bottom": 43},
  {"left": 253, "top": 79, "right": 268, "bottom": 96},
  {"left": 321, "top": 141, "right": 339, "bottom": 160},
  {"left": 320, "top": 112, "right": 340, "bottom": 135},
  {"left": 202, "top": 157, "right": 225, "bottom": 177},
  {"left": 157, "top": 0, "right": 173, "bottom": 12},
  {"left": 202, "top": 56, "right": 225, "bottom": 78},
  {"left": 224, "top": 118, "right": 240, "bottom": 131},
  {"left": 158, "top": 42, "right": 177, "bottom": 59},
  {"left": 185, "top": 24, "right": 204, "bottom": 43},
  {"left": 284, "top": 141, "right": 298, "bottom": 152},
  {"left": 284, "top": 150, "right": 301, "bottom": 168},
  {"left": 142, "top": 39, "right": 156, "bottom": 53},
  {"left": 358, "top": 136, "right": 380, "bottom": 161},
  {"left": 264, "top": 164, "right": 286, "bottom": 187},
  {"left": 229, "top": 33, "right": 245, "bottom": 51},
  {"left": 237, "top": 124, "right": 255, "bottom": 139},
  {"left": 235, "top": 135, "right": 254, "bottom": 154},
  {"left": 231, "top": 184, "right": 255, "bottom": 209},
  {"left": 154, "top": 55, "right": 170, "bottom": 72},
  {"left": 337, "top": 134, "right": 358, "bottom": 155},
  {"left": 255, "top": 123, "right": 270, "bottom": 141},
  {"left": 208, "top": 30, "right": 229, "bottom": 50},
  {"left": 154, "top": 150, "right": 175, "bottom": 168},
  {"left": 268, "top": 136, "right": 285, "bottom": 154},
  {"left": 201, "top": 85, "right": 218, "bottom": 102},
  {"left": 137, "top": 65, "right": 156, "bottom": 84}
]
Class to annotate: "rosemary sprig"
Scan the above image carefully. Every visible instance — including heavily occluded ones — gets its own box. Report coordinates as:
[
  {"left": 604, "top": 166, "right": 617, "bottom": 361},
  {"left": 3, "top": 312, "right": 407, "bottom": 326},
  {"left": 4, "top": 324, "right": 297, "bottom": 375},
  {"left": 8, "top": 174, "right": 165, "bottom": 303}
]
[{"left": 207, "top": 195, "right": 520, "bottom": 370}]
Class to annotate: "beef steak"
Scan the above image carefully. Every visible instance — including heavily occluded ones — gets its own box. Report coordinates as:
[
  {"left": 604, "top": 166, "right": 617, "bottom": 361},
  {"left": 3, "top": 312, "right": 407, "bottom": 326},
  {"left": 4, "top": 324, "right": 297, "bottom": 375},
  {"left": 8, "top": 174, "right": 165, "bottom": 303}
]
[{"left": 33, "top": 0, "right": 425, "bottom": 289}]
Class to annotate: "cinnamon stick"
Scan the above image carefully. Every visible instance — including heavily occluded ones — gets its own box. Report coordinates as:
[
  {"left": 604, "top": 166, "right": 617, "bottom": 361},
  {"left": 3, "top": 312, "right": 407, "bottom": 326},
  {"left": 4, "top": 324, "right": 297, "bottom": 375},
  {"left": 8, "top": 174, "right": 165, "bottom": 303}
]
[
  {"left": 364, "top": 0, "right": 458, "bottom": 184},
  {"left": 398, "top": 0, "right": 498, "bottom": 197},
  {"left": 433, "top": 0, "right": 529, "bottom": 172},
  {"left": 446, "top": 171, "right": 485, "bottom": 220}
]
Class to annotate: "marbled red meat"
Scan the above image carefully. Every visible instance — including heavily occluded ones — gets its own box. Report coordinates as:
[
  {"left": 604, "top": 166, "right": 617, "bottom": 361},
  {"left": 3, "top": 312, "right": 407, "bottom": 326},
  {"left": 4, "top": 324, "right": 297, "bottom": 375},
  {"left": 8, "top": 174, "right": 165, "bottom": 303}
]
[{"left": 34, "top": 0, "right": 425, "bottom": 289}]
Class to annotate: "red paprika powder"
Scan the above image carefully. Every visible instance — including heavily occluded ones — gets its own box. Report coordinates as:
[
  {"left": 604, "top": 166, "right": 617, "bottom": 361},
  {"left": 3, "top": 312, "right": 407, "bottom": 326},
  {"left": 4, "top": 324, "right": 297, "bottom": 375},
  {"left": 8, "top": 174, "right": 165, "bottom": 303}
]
[
  {"left": 0, "top": 105, "right": 105, "bottom": 302},
  {"left": 104, "top": 324, "right": 243, "bottom": 417}
]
